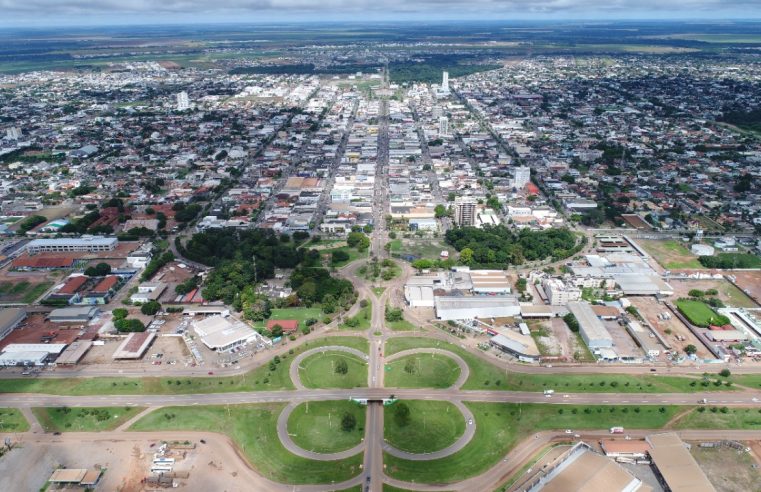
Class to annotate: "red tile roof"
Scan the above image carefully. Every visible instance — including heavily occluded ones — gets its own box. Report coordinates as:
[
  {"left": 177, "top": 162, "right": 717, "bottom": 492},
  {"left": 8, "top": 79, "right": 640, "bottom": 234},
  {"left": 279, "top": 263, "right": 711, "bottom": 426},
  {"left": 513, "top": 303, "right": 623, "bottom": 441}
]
[
  {"left": 91, "top": 275, "right": 118, "bottom": 294},
  {"left": 266, "top": 319, "right": 299, "bottom": 333},
  {"left": 59, "top": 276, "right": 88, "bottom": 295}
]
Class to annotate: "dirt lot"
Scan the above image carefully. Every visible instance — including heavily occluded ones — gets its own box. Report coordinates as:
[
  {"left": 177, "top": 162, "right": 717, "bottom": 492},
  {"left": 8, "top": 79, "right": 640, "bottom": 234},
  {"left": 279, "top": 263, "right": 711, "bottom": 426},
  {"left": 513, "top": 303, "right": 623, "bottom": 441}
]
[
  {"left": 729, "top": 271, "right": 761, "bottom": 307},
  {"left": 604, "top": 320, "right": 644, "bottom": 359},
  {"left": 690, "top": 442, "right": 761, "bottom": 492},
  {"left": 0, "top": 432, "right": 267, "bottom": 492},
  {"left": 669, "top": 278, "right": 759, "bottom": 309},
  {"left": 81, "top": 335, "right": 191, "bottom": 368},
  {"left": 629, "top": 297, "right": 712, "bottom": 359}
]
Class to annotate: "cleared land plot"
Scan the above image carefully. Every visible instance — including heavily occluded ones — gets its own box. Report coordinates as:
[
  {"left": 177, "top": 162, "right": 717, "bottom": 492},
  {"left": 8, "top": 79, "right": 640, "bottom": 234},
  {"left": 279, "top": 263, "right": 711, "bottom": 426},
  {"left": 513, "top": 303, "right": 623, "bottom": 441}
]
[
  {"left": 384, "top": 337, "right": 733, "bottom": 393},
  {"left": 384, "top": 353, "right": 461, "bottom": 389},
  {"left": 0, "top": 408, "right": 29, "bottom": 432},
  {"left": 0, "top": 336, "right": 368, "bottom": 395},
  {"left": 670, "top": 278, "right": 759, "bottom": 309},
  {"left": 299, "top": 352, "right": 368, "bottom": 389},
  {"left": 288, "top": 400, "right": 366, "bottom": 453},
  {"left": 253, "top": 307, "right": 323, "bottom": 331},
  {"left": 691, "top": 444, "right": 761, "bottom": 492},
  {"left": 384, "top": 400, "right": 465, "bottom": 454},
  {"left": 731, "top": 271, "right": 761, "bottom": 305},
  {"left": 638, "top": 239, "right": 702, "bottom": 269},
  {"left": 32, "top": 406, "right": 145, "bottom": 432},
  {"left": 630, "top": 297, "right": 712, "bottom": 358},
  {"left": 131, "top": 403, "right": 362, "bottom": 484},
  {"left": 383, "top": 402, "right": 679, "bottom": 484},
  {"left": 393, "top": 238, "right": 455, "bottom": 261}
]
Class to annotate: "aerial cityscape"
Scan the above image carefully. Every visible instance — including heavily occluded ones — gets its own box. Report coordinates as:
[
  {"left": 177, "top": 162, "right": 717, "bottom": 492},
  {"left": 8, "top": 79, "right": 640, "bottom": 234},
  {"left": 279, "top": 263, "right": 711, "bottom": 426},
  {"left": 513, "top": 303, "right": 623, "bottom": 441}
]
[{"left": 1, "top": 3, "right": 761, "bottom": 492}]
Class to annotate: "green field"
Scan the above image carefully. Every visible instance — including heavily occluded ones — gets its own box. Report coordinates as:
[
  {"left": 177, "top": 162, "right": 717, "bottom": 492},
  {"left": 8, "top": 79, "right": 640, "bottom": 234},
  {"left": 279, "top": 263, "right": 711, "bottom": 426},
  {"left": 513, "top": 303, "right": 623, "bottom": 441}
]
[
  {"left": 676, "top": 299, "right": 731, "bottom": 327},
  {"left": 0, "top": 408, "right": 29, "bottom": 432},
  {"left": 299, "top": 352, "right": 368, "bottom": 389},
  {"left": 0, "top": 281, "right": 53, "bottom": 303},
  {"left": 340, "top": 301, "right": 372, "bottom": 330},
  {"left": 288, "top": 400, "right": 366, "bottom": 453},
  {"left": 372, "top": 287, "right": 386, "bottom": 296},
  {"left": 639, "top": 239, "right": 702, "bottom": 269},
  {"left": 675, "top": 407, "right": 761, "bottom": 430},
  {"left": 32, "top": 406, "right": 145, "bottom": 432},
  {"left": 384, "top": 354, "right": 461, "bottom": 389},
  {"left": 323, "top": 246, "right": 368, "bottom": 267},
  {"left": 386, "top": 318, "right": 419, "bottom": 331},
  {"left": 384, "top": 337, "right": 735, "bottom": 393},
  {"left": 0, "top": 336, "right": 368, "bottom": 395},
  {"left": 130, "top": 404, "right": 362, "bottom": 484},
  {"left": 384, "top": 400, "right": 465, "bottom": 454},
  {"left": 384, "top": 402, "right": 680, "bottom": 483}
]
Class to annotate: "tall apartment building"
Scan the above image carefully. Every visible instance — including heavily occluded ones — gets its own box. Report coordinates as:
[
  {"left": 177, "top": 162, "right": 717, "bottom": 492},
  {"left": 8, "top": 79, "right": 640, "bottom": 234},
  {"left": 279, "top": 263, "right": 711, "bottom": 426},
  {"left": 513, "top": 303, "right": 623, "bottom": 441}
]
[
  {"left": 176, "top": 91, "right": 190, "bottom": 111},
  {"left": 513, "top": 166, "right": 531, "bottom": 189},
  {"left": 542, "top": 278, "right": 582, "bottom": 305},
  {"left": 454, "top": 196, "right": 477, "bottom": 227},
  {"left": 441, "top": 71, "right": 450, "bottom": 94},
  {"left": 438, "top": 116, "right": 449, "bottom": 137}
]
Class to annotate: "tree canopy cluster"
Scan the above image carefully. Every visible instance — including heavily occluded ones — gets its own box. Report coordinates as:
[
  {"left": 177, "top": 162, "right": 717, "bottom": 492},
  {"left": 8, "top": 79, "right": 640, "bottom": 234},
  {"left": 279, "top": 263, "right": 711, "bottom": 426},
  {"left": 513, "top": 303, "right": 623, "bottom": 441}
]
[
  {"left": 698, "top": 253, "right": 761, "bottom": 269},
  {"left": 445, "top": 226, "right": 578, "bottom": 268}
]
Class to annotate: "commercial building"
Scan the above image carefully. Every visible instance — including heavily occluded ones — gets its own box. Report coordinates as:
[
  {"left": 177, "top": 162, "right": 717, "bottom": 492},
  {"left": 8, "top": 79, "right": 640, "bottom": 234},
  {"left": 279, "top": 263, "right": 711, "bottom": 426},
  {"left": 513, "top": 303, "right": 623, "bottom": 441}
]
[
  {"left": 646, "top": 432, "right": 715, "bottom": 492},
  {"left": 55, "top": 341, "right": 93, "bottom": 365},
  {"left": 0, "top": 343, "right": 67, "bottom": 366},
  {"left": 435, "top": 295, "right": 520, "bottom": 320},
  {"left": 567, "top": 301, "right": 614, "bottom": 349},
  {"left": 112, "top": 332, "right": 157, "bottom": 359},
  {"left": 542, "top": 278, "right": 581, "bottom": 305},
  {"left": 48, "top": 306, "right": 100, "bottom": 323},
  {"left": 192, "top": 315, "right": 260, "bottom": 352},
  {"left": 470, "top": 270, "right": 512, "bottom": 294},
  {"left": 0, "top": 308, "right": 26, "bottom": 341},
  {"left": 131, "top": 281, "right": 167, "bottom": 304},
  {"left": 523, "top": 441, "right": 645, "bottom": 492},
  {"left": 513, "top": 166, "right": 531, "bottom": 189},
  {"left": 489, "top": 334, "right": 539, "bottom": 362},
  {"left": 26, "top": 236, "right": 118, "bottom": 254},
  {"left": 454, "top": 196, "right": 477, "bottom": 226}
]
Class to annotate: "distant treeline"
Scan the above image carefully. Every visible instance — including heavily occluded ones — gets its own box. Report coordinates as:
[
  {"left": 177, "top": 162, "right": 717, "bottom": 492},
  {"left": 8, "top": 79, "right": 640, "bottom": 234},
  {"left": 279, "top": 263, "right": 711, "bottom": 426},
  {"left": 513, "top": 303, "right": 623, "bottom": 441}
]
[
  {"left": 389, "top": 54, "right": 500, "bottom": 84},
  {"left": 719, "top": 106, "right": 761, "bottom": 134},
  {"left": 229, "top": 63, "right": 381, "bottom": 75}
]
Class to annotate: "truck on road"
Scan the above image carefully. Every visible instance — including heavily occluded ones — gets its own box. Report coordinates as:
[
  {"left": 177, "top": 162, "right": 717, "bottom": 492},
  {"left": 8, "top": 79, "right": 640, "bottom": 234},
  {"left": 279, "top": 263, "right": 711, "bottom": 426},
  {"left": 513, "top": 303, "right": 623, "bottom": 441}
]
[{"left": 610, "top": 426, "right": 624, "bottom": 434}]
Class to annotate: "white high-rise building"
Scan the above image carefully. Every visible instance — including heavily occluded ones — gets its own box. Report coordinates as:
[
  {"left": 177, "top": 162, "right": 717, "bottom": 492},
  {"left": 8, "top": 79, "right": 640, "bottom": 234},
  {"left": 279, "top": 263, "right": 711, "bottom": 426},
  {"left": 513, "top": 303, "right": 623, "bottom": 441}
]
[
  {"left": 5, "top": 127, "right": 21, "bottom": 140},
  {"left": 438, "top": 116, "right": 449, "bottom": 137},
  {"left": 513, "top": 166, "right": 531, "bottom": 189},
  {"left": 441, "top": 71, "right": 450, "bottom": 94},
  {"left": 454, "top": 196, "right": 477, "bottom": 227},
  {"left": 176, "top": 91, "right": 190, "bottom": 111}
]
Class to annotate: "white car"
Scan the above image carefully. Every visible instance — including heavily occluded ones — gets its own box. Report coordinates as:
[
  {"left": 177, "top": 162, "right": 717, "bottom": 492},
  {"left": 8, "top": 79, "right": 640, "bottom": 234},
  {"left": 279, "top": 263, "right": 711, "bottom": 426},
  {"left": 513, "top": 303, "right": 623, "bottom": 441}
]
[{"left": 565, "top": 429, "right": 573, "bottom": 434}]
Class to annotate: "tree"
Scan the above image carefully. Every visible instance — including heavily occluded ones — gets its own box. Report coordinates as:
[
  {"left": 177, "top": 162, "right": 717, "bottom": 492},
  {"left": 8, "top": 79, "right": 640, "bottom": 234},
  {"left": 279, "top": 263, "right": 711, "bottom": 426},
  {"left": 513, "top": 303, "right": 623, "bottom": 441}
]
[
  {"left": 434, "top": 204, "right": 447, "bottom": 218},
  {"left": 331, "top": 250, "right": 350, "bottom": 265},
  {"left": 411, "top": 258, "right": 433, "bottom": 271},
  {"left": 684, "top": 344, "right": 698, "bottom": 356},
  {"left": 719, "top": 368, "right": 731, "bottom": 378},
  {"left": 394, "top": 402, "right": 411, "bottom": 427},
  {"left": 404, "top": 358, "right": 416, "bottom": 374},
  {"left": 112, "top": 308, "right": 128, "bottom": 320},
  {"left": 85, "top": 262, "right": 112, "bottom": 277},
  {"left": 114, "top": 318, "right": 146, "bottom": 333},
  {"left": 563, "top": 313, "right": 580, "bottom": 333},
  {"left": 140, "top": 301, "right": 161, "bottom": 316},
  {"left": 346, "top": 232, "right": 370, "bottom": 251},
  {"left": 459, "top": 247, "right": 474, "bottom": 265},
  {"left": 688, "top": 289, "right": 705, "bottom": 298},
  {"left": 271, "top": 324, "right": 284, "bottom": 338},
  {"left": 341, "top": 412, "right": 357, "bottom": 432},
  {"left": 335, "top": 358, "right": 348, "bottom": 375}
]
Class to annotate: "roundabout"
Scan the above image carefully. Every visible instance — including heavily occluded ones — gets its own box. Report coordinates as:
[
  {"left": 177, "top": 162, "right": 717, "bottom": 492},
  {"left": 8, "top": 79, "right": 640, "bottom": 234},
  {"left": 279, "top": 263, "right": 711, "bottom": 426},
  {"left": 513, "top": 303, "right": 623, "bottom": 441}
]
[
  {"left": 278, "top": 400, "right": 366, "bottom": 460},
  {"left": 383, "top": 348, "right": 469, "bottom": 389},
  {"left": 289, "top": 345, "right": 369, "bottom": 390}
]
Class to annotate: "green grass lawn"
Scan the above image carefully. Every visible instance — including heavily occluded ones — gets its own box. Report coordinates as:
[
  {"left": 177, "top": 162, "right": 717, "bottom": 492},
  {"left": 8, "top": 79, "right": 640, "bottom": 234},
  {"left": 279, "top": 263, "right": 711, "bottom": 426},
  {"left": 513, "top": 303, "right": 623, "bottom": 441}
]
[
  {"left": 384, "top": 400, "right": 465, "bottom": 454},
  {"left": 32, "top": 406, "right": 145, "bottom": 432},
  {"left": 719, "top": 281, "right": 760, "bottom": 308},
  {"left": 340, "top": 301, "right": 372, "bottom": 330},
  {"left": 386, "top": 318, "right": 418, "bottom": 331},
  {"left": 299, "top": 352, "right": 368, "bottom": 389},
  {"left": 384, "top": 354, "right": 461, "bottom": 389},
  {"left": 676, "top": 299, "right": 730, "bottom": 327},
  {"left": 130, "top": 404, "right": 362, "bottom": 484},
  {"left": 675, "top": 407, "right": 761, "bottom": 429},
  {"left": 0, "top": 336, "right": 368, "bottom": 396},
  {"left": 372, "top": 287, "right": 385, "bottom": 296},
  {"left": 0, "top": 408, "right": 29, "bottom": 432},
  {"left": 323, "top": 246, "right": 367, "bottom": 267},
  {"left": 0, "top": 281, "right": 52, "bottom": 303},
  {"left": 384, "top": 337, "right": 735, "bottom": 393},
  {"left": 287, "top": 400, "right": 366, "bottom": 453},
  {"left": 253, "top": 307, "right": 324, "bottom": 331},
  {"left": 384, "top": 402, "right": 679, "bottom": 483},
  {"left": 639, "top": 239, "right": 703, "bottom": 269}
]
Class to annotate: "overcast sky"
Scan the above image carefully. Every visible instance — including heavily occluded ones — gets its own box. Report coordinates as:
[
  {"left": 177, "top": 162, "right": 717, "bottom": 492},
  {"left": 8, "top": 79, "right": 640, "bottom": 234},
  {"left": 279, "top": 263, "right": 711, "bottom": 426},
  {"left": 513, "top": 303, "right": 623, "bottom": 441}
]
[{"left": 1, "top": 0, "right": 759, "bottom": 27}]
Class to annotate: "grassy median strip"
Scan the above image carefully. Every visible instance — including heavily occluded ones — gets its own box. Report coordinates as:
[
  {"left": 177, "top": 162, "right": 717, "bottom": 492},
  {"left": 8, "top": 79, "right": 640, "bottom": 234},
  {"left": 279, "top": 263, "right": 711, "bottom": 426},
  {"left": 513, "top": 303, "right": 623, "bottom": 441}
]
[
  {"left": 383, "top": 402, "right": 680, "bottom": 484},
  {"left": 384, "top": 337, "right": 735, "bottom": 393},
  {"left": 384, "top": 354, "right": 461, "bottom": 389},
  {"left": 32, "top": 406, "right": 145, "bottom": 432},
  {"left": 0, "top": 408, "right": 29, "bottom": 432},
  {"left": 288, "top": 400, "right": 366, "bottom": 453},
  {"left": 384, "top": 400, "right": 465, "bottom": 454},
  {"left": 0, "top": 336, "right": 369, "bottom": 396},
  {"left": 675, "top": 406, "right": 761, "bottom": 429},
  {"left": 130, "top": 403, "right": 363, "bottom": 484}
]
